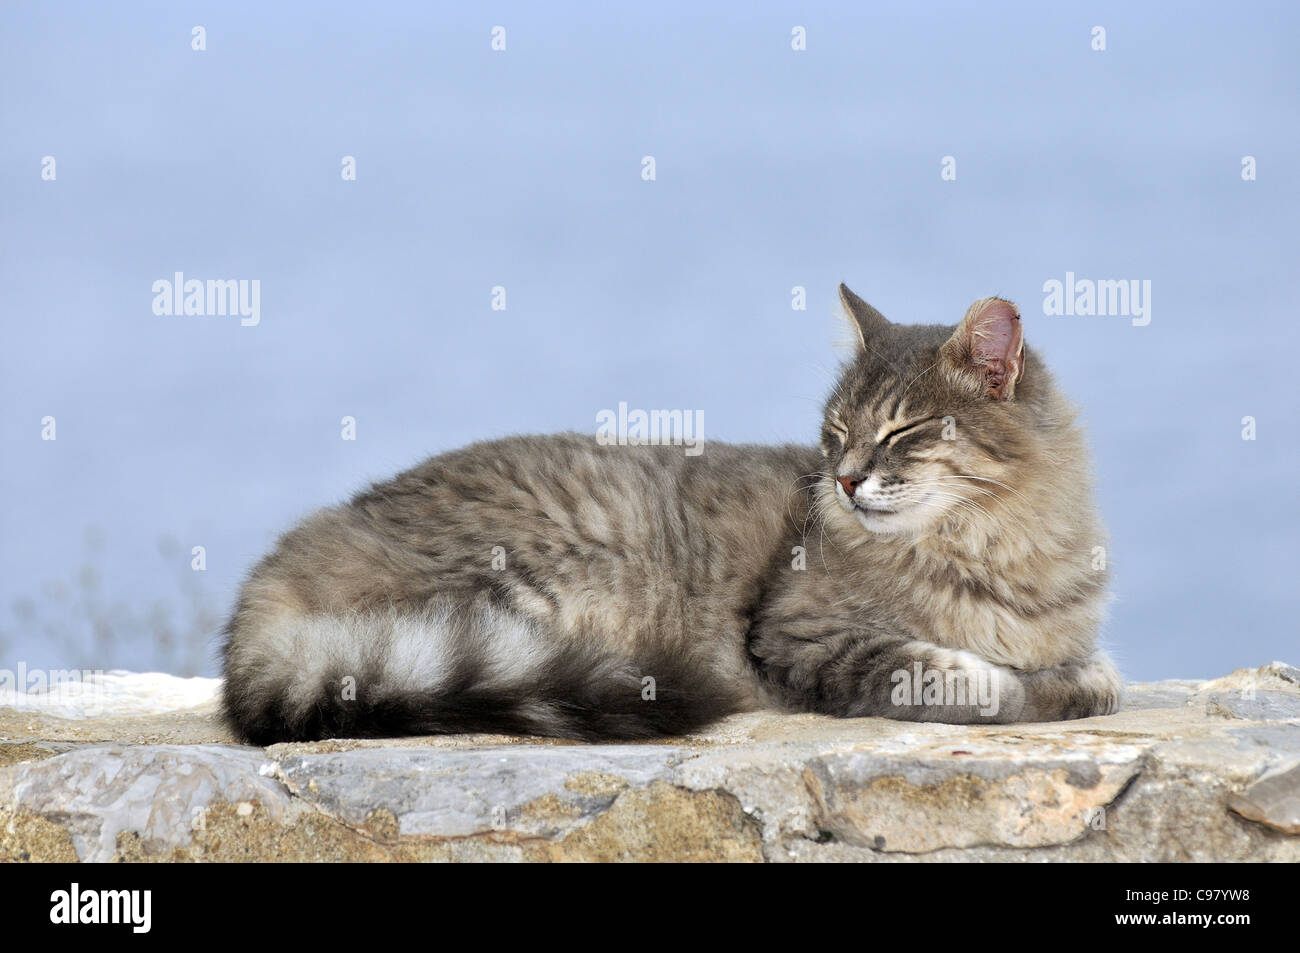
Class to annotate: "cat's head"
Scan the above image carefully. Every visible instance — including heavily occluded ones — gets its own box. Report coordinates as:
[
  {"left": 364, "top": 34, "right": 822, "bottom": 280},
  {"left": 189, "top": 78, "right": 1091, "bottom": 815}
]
[{"left": 821, "top": 284, "right": 1058, "bottom": 537}]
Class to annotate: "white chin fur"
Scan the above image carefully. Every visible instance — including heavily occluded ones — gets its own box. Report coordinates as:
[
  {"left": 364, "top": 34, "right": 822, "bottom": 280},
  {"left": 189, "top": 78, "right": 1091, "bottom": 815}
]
[
  {"left": 835, "top": 484, "right": 937, "bottom": 535},
  {"left": 853, "top": 508, "right": 910, "bottom": 534}
]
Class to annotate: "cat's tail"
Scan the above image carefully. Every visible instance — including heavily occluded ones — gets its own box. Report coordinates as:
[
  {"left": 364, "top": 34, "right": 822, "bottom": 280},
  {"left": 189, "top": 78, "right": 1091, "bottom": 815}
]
[{"left": 220, "top": 600, "right": 738, "bottom": 745}]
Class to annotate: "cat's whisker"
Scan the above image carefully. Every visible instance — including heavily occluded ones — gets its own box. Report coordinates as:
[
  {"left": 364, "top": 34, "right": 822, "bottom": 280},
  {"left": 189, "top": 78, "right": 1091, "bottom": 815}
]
[
  {"left": 800, "top": 489, "right": 833, "bottom": 546},
  {"left": 912, "top": 478, "right": 1036, "bottom": 535},
  {"left": 804, "top": 491, "right": 847, "bottom": 568},
  {"left": 909, "top": 487, "right": 997, "bottom": 522},
  {"left": 929, "top": 474, "right": 1036, "bottom": 507},
  {"left": 790, "top": 473, "right": 830, "bottom": 491},
  {"left": 901, "top": 485, "right": 1012, "bottom": 532},
  {"left": 899, "top": 492, "right": 985, "bottom": 533},
  {"left": 787, "top": 471, "right": 833, "bottom": 540},
  {"left": 912, "top": 486, "right": 1014, "bottom": 527}
]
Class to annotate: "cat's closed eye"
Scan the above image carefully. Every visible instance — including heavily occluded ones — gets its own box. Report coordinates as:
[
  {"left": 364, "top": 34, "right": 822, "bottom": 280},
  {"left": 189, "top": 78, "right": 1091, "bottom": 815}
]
[{"left": 878, "top": 418, "right": 933, "bottom": 445}]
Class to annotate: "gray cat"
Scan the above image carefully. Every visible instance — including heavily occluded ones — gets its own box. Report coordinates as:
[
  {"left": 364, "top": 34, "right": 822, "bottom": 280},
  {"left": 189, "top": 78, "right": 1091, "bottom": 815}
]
[{"left": 221, "top": 286, "right": 1121, "bottom": 743}]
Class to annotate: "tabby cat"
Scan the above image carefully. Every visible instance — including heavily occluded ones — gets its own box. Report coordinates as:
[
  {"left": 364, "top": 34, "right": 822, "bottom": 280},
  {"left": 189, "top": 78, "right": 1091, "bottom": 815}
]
[{"left": 221, "top": 286, "right": 1120, "bottom": 743}]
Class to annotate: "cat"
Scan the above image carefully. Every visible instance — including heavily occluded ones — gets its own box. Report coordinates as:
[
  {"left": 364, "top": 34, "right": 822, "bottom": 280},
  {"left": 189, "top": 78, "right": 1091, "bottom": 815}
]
[{"left": 221, "top": 285, "right": 1121, "bottom": 744}]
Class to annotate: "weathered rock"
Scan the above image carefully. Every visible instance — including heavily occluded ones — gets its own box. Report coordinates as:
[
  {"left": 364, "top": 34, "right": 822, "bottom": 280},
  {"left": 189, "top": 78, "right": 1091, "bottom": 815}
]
[
  {"left": 1204, "top": 692, "right": 1300, "bottom": 722},
  {"left": 1, "top": 663, "right": 1297, "bottom": 862},
  {"left": 0, "top": 744, "right": 289, "bottom": 862},
  {"left": 1227, "top": 763, "right": 1300, "bottom": 835},
  {"left": 276, "top": 745, "right": 683, "bottom": 839}
]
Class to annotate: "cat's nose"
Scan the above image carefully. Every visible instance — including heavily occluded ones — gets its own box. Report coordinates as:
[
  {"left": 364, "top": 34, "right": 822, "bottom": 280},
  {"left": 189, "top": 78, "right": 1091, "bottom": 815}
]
[{"left": 837, "top": 473, "right": 864, "bottom": 497}]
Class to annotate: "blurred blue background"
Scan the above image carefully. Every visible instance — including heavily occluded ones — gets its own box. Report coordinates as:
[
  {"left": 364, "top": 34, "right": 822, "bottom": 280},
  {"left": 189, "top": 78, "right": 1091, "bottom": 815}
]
[{"left": 1, "top": 1, "right": 1296, "bottom": 679}]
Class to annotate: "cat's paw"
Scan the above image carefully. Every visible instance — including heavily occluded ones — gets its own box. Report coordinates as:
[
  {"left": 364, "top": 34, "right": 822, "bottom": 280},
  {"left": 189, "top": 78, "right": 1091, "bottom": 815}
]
[
  {"left": 1022, "top": 651, "right": 1122, "bottom": 721},
  {"left": 1081, "top": 652, "right": 1124, "bottom": 716}
]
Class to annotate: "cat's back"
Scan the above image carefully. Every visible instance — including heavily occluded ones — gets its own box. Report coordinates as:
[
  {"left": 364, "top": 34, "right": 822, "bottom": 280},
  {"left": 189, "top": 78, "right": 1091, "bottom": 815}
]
[
  {"left": 353, "top": 431, "right": 818, "bottom": 527},
  {"left": 253, "top": 433, "right": 818, "bottom": 614}
]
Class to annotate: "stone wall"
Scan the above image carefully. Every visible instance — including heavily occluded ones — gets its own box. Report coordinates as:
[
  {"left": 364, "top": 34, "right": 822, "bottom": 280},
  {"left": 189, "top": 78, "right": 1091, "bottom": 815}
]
[{"left": 2, "top": 664, "right": 1297, "bottom": 862}]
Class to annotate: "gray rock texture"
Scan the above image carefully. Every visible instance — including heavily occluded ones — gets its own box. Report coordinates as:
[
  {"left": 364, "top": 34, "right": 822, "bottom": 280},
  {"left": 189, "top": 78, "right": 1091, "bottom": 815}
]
[{"left": 2, "top": 663, "right": 1297, "bottom": 862}]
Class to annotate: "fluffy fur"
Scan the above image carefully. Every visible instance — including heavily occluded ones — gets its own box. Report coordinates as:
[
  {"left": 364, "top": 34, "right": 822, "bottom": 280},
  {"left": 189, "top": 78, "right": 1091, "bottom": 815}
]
[{"left": 221, "top": 285, "right": 1121, "bottom": 742}]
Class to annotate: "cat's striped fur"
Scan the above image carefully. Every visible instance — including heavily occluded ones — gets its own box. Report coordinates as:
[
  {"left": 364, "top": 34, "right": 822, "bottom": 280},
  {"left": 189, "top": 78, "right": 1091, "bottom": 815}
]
[{"left": 221, "top": 286, "right": 1121, "bottom": 743}]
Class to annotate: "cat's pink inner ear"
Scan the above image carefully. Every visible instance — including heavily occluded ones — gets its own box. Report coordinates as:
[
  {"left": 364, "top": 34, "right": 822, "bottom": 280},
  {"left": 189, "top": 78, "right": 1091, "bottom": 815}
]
[{"left": 963, "top": 298, "right": 1025, "bottom": 400}]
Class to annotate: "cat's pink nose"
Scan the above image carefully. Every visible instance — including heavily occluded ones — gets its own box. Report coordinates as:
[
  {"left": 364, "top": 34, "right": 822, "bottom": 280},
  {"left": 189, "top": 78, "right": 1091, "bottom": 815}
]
[{"left": 837, "top": 474, "right": 863, "bottom": 497}]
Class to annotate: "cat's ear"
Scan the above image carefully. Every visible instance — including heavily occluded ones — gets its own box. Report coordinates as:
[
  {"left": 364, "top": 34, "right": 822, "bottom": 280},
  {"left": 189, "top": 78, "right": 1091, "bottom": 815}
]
[
  {"left": 838, "top": 283, "right": 891, "bottom": 348},
  {"left": 941, "top": 297, "right": 1025, "bottom": 401}
]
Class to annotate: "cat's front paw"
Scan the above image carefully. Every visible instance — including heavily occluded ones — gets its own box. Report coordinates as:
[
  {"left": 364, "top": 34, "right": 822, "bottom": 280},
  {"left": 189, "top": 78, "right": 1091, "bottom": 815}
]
[
  {"left": 1022, "top": 651, "right": 1122, "bottom": 721},
  {"left": 1079, "top": 651, "right": 1123, "bottom": 716}
]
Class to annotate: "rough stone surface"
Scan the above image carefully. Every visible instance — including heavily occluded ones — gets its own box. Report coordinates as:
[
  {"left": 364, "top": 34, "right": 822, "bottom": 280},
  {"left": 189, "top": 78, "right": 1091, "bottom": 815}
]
[
  {"left": 1, "top": 663, "right": 1297, "bottom": 862},
  {"left": 1227, "top": 762, "right": 1300, "bottom": 835}
]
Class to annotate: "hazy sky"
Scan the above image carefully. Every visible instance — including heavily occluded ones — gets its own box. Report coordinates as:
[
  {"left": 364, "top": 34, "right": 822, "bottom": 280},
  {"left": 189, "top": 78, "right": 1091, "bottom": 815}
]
[{"left": 2, "top": 1, "right": 1297, "bottom": 679}]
